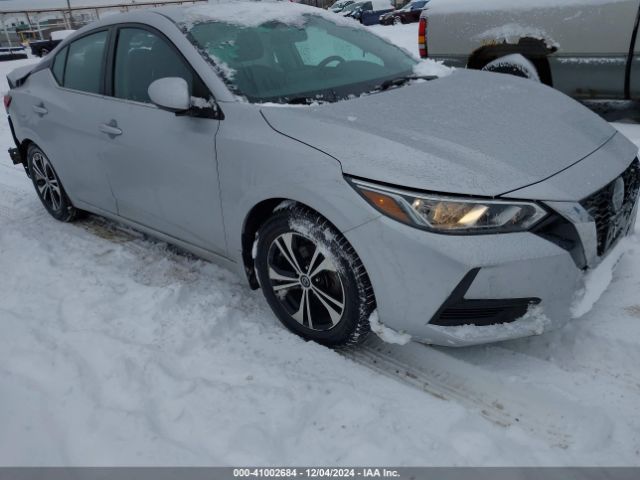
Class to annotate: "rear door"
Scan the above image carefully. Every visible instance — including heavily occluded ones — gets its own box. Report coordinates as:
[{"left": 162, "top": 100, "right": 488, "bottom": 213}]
[
  {"left": 98, "top": 25, "right": 226, "bottom": 254},
  {"left": 37, "top": 29, "right": 118, "bottom": 213}
]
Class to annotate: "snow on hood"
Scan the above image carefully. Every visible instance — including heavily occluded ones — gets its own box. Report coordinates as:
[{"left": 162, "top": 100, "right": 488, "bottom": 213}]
[
  {"left": 427, "top": 0, "right": 630, "bottom": 14},
  {"left": 413, "top": 59, "right": 452, "bottom": 78},
  {"left": 261, "top": 69, "right": 616, "bottom": 197}
]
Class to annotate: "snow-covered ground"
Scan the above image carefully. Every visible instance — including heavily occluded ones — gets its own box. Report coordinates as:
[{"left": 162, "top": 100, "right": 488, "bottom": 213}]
[{"left": 2, "top": 24, "right": 640, "bottom": 466}]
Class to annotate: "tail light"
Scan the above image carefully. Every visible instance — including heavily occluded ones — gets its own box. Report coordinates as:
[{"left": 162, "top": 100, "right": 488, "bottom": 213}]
[
  {"left": 3, "top": 95, "right": 11, "bottom": 111},
  {"left": 418, "top": 17, "right": 428, "bottom": 58}
]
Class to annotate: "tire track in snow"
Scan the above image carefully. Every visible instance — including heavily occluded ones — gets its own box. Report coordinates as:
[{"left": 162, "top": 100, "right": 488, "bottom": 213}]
[
  {"left": 344, "top": 337, "right": 613, "bottom": 450},
  {"left": 6, "top": 182, "right": 614, "bottom": 453}
]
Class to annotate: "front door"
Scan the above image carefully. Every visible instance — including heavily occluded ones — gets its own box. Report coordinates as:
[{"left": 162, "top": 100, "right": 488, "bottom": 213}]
[{"left": 99, "top": 26, "right": 226, "bottom": 254}]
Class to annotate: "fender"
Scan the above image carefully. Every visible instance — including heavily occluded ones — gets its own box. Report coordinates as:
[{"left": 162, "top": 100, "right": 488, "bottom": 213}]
[{"left": 467, "top": 37, "right": 556, "bottom": 84}]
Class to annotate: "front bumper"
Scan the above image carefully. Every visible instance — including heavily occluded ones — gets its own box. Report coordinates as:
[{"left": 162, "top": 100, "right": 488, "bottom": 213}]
[{"left": 344, "top": 161, "right": 639, "bottom": 347}]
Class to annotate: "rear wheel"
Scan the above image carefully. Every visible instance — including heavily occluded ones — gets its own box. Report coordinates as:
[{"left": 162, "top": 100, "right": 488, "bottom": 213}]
[
  {"left": 27, "top": 144, "right": 80, "bottom": 222},
  {"left": 40, "top": 48, "right": 50, "bottom": 57},
  {"left": 394, "top": 16, "right": 403, "bottom": 25},
  {"left": 255, "top": 206, "right": 375, "bottom": 347},
  {"left": 482, "top": 54, "right": 540, "bottom": 82}
]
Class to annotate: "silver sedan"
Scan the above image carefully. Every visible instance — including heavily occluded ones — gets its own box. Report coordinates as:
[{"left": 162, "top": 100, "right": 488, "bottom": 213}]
[{"left": 5, "top": 2, "right": 639, "bottom": 347}]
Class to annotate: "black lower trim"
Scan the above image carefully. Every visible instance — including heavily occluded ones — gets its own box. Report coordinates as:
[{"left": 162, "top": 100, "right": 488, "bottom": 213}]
[
  {"left": 532, "top": 214, "right": 586, "bottom": 269},
  {"left": 429, "top": 268, "right": 541, "bottom": 327},
  {"left": 8, "top": 147, "right": 22, "bottom": 165},
  {"left": 432, "top": 298, "right": 541, "bottom": 327}
]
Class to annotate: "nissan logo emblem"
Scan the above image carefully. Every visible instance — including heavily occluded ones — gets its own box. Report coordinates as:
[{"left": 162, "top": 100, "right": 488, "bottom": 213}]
[{"left": 612, "top": 177, "right": 625, "bottom": 213}]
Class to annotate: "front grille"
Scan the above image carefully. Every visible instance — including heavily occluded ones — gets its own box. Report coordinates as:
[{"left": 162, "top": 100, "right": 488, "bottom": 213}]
[{"left": 580, "top": 159, "right": 640, "bottom": 256}]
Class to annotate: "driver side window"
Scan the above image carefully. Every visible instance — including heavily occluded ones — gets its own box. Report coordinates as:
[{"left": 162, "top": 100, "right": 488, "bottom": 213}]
[
  {"left": 294, "top": 26, "right": 383, "bottom": 67},
  {"left": 113, "top": 27, "right": 208, "bottom": 104}
]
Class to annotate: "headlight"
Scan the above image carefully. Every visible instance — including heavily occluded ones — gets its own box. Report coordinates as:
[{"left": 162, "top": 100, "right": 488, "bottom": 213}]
[{"left": 350, "top": 178, "right": 547, "bottom": 234}]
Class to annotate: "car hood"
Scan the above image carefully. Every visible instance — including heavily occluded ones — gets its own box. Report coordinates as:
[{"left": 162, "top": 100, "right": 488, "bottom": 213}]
[{"left": 261, "top": 70, "right": 616, "bottom": 197}]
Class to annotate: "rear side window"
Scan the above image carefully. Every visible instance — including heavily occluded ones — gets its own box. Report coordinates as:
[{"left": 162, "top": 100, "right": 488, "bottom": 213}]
[
  {"left": 51, "top": 46, "right": 68, "bottom": 84},
  {"left": 113, "top": 27, "right": 205, "bottom": 104},
  {"left": 64, "top": 30, "right": 108, "bottom": 94}
]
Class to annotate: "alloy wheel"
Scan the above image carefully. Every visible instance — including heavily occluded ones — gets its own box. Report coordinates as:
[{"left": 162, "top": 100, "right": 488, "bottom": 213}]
[
  {"left": 267, "top": 232, "right": 345, "bottom": 331},
  {"left": 31, "top": 151, "right": 63, "bottom": 212}
]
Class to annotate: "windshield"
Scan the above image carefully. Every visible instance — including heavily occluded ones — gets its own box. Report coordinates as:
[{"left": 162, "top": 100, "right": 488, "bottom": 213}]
[
  {"left": 187, "top": 15, "right": 417, "bottom": 104},
  {"left": 342, "top": 3, "right": 363, "bottom": 13}
]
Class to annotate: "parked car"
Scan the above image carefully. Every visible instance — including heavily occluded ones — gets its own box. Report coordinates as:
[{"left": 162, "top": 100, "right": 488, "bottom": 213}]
[
  {"left": 342, "top": 0, "right": 394, "bottom": 25},
  {"left": 6, "top": 2, "right": 640, "bottom": 347},
  {"left": 419, "top": 0, "right": 640, "bottom": 101},
  {"left": 0, "top": 45, "right": 27, "bottom": 61},
  {"left": 30, "top": 30, "right": 76, "bottom": 57},
  {"left": 380, "top": 0, "right": 428, "bottom": 25},
  {"left": 330, "top": 0, "right": 355, "bottom": 13}
]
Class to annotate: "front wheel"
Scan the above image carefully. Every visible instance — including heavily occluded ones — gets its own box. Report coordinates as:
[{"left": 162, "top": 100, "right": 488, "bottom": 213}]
[{"left": 255, "top": 206, "right": 375, "bottom": 347}]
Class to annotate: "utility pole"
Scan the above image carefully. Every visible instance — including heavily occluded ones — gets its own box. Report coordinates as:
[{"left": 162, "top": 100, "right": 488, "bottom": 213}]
[
  {"left": 1, "top": 15, "right": 13, "bottom": 48},
  {"left": 66, "top": 0, "right": 74, "bottom": 29}
]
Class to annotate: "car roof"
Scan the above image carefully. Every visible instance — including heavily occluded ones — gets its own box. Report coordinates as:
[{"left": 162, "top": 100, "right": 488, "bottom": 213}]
[
  {"left": 154, "top": 1, "right": 335, "bottom": 25},
  {"left": 62, "top": 0, "right": 365, "bottom": 51}
]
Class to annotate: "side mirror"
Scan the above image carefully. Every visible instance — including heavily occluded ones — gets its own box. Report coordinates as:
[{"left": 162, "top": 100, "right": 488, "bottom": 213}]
[{"left": 148, "top": 77, "right": 191, "bottom": 112}]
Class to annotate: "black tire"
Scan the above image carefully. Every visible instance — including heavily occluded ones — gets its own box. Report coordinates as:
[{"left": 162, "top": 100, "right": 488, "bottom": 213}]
[
  {"left": 255, "top": 206, "right": 375, "bottom": 347},
  {"left": 40, "top": 48, "right": 49, "bottom": 57},
  {"left": 27, "top": 144, "right": 80, "bottom": 222},
  {"left": 482, "top": 54, "right": 540, "bottom": 82}
]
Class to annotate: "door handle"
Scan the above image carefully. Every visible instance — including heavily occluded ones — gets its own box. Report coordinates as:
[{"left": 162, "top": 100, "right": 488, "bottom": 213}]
[
  {"left": 32, "top": 104, "right": 48, "bottom": 115},
  {"left": 99, "top": 121, "right": 122, "bottom": 137}
]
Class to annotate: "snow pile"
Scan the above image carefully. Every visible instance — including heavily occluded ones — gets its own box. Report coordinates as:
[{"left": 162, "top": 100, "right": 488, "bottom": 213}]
[
  {"left": 369, "top": 311, "right": 411, "bottom": 345},
  {"left": 50, "top": 29, "right": 76, "bottom": 41},
  {"left": 428, "top": 305, "right": 552, "bottom": 345},
  {"left": 413, "top": 59, "right": 452, "bottom": 78}
]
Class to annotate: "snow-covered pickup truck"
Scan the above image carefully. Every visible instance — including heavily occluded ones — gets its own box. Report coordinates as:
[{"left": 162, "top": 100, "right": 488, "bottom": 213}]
[{"left": 420, "top": 0, "right": 640, "bottom": 101}]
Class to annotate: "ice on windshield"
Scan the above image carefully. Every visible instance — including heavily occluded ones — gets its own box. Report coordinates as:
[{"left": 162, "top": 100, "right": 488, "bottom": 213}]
[{"left": 186, "top": 14, "right": 423, "bottom": 104}]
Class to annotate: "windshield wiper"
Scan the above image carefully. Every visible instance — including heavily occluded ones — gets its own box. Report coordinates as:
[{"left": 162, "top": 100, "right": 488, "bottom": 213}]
[
  {"left": 284, "top": 90, "right": 338, "bottom": 105},
  {"left": 377, "top": 74, "right": 438, "bottom": 91},
  {"left": 286, "top": 96, "right": 318, "bottom": 105}
]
